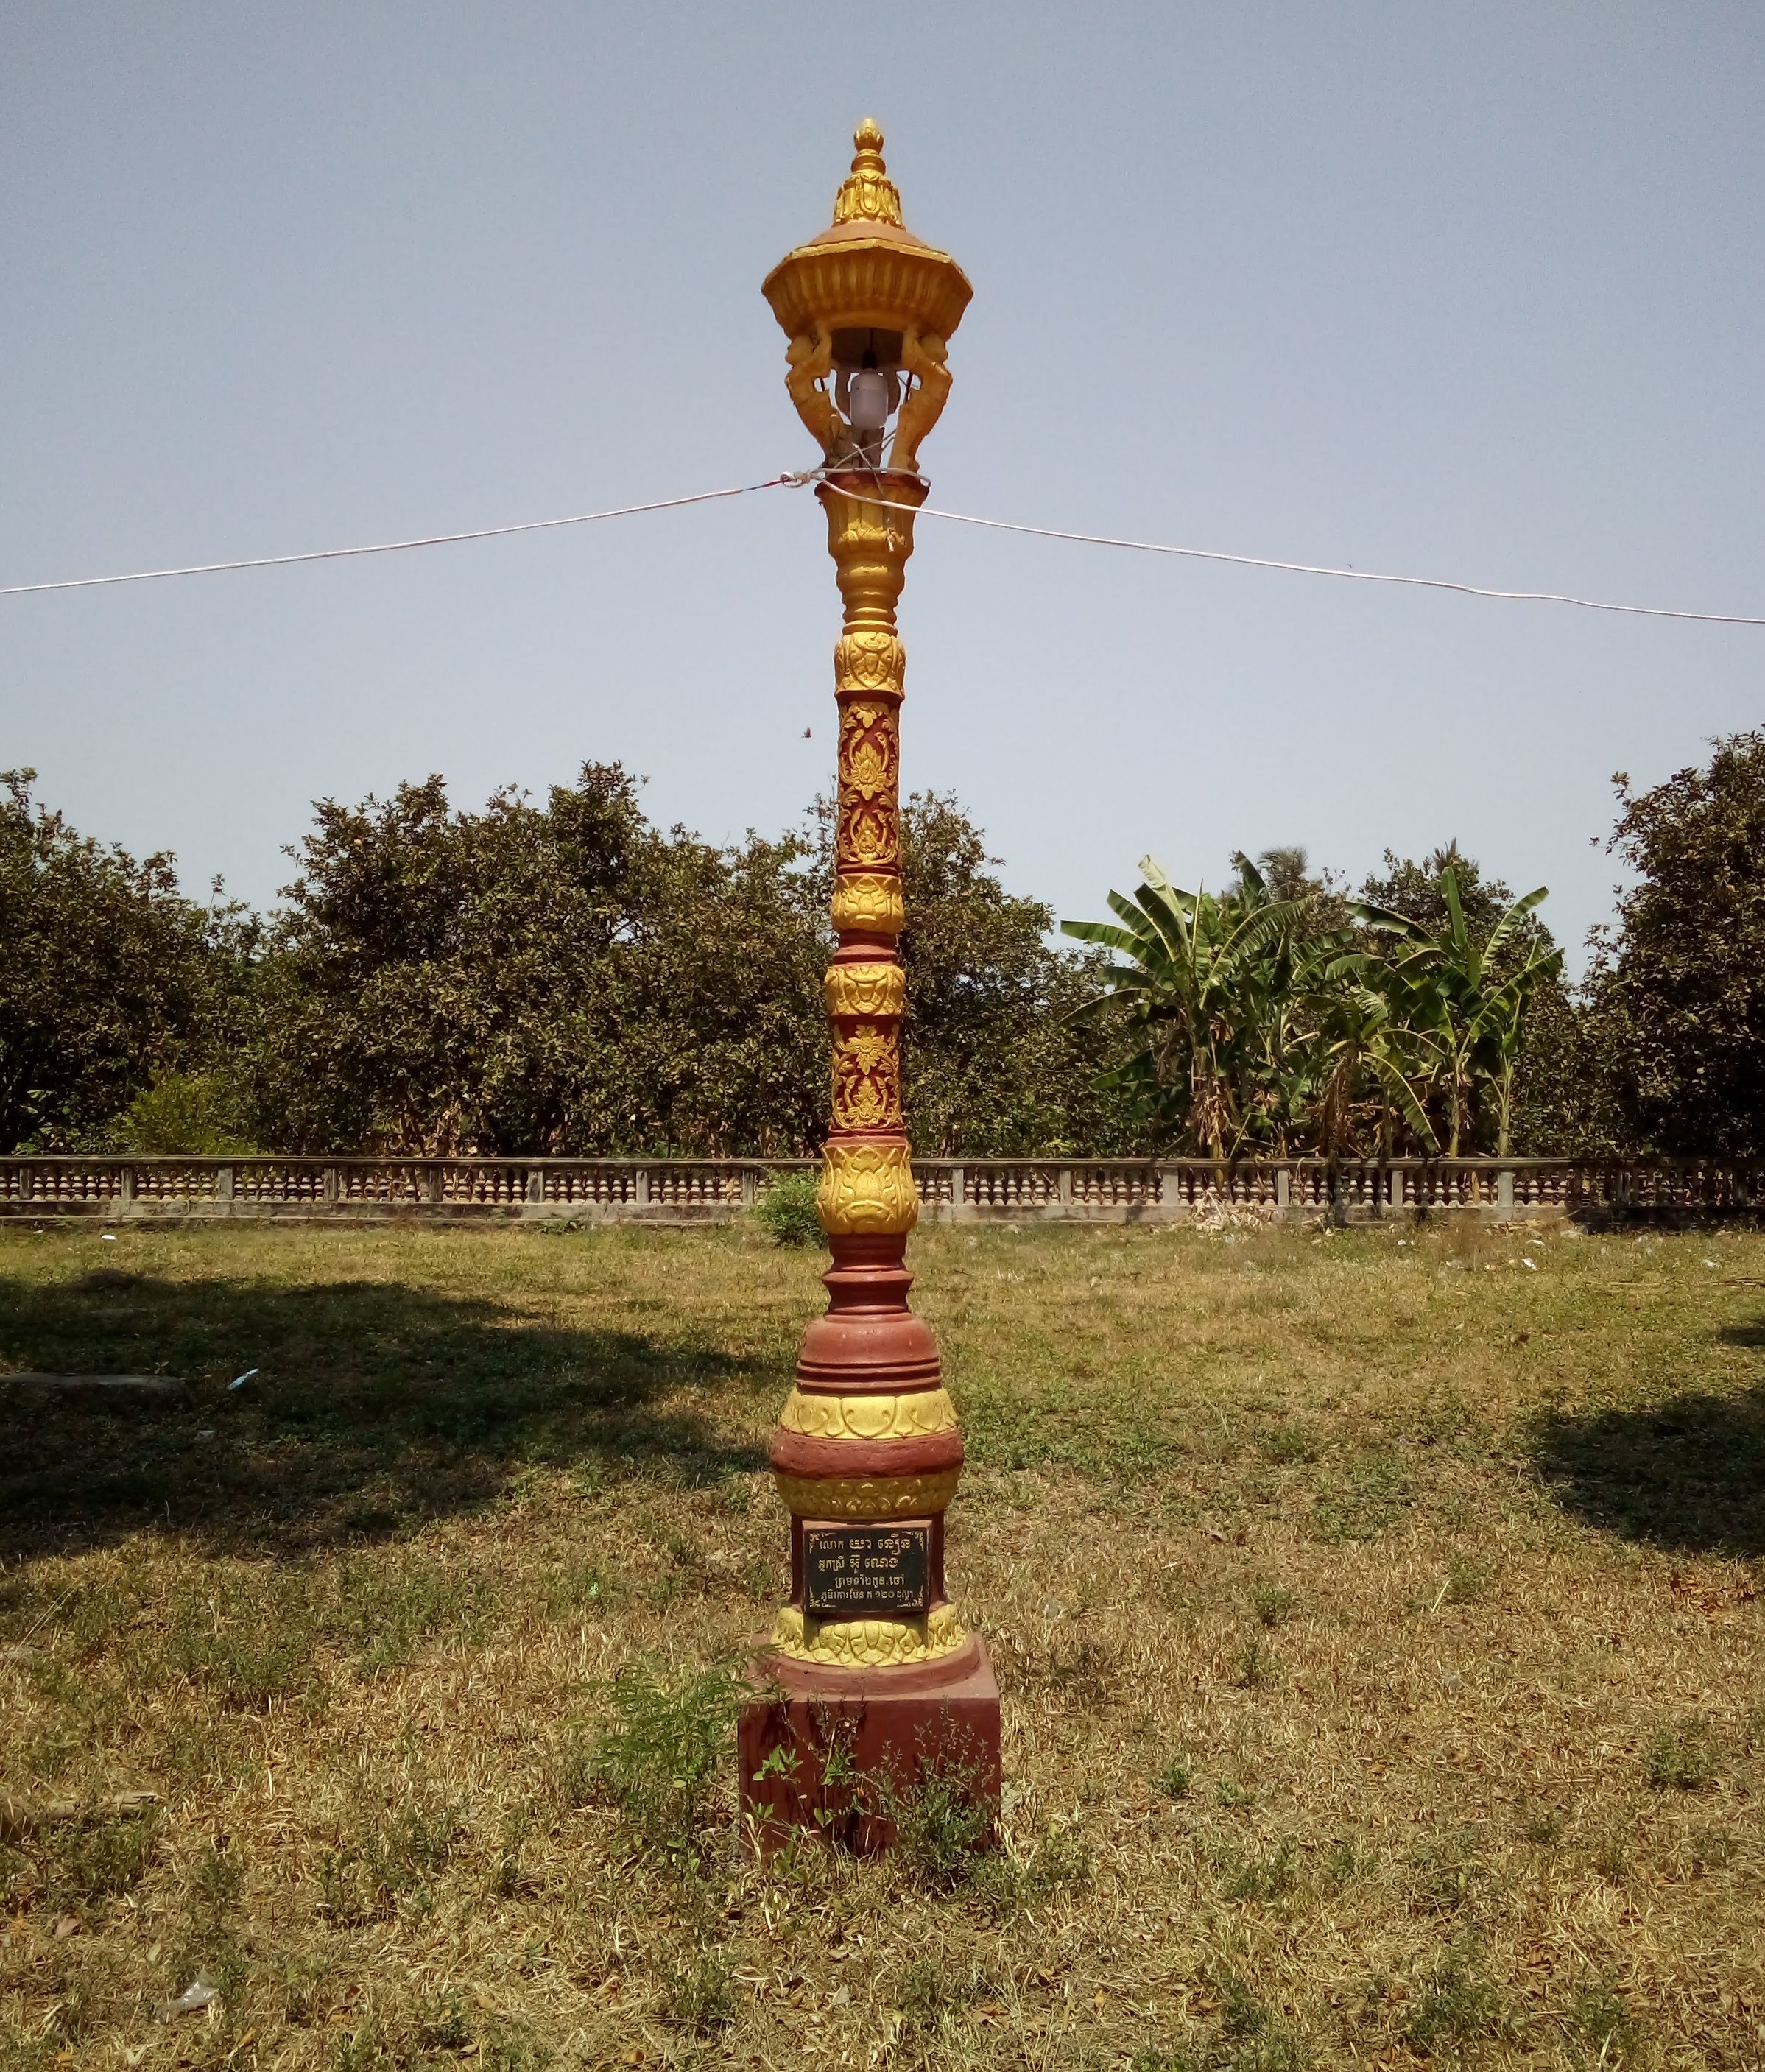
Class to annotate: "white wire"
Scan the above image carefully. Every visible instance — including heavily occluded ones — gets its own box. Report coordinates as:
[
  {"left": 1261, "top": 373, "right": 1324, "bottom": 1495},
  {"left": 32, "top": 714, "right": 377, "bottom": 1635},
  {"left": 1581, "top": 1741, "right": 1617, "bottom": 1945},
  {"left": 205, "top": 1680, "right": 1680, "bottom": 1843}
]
[
  {"left": 4, "top": 461, "right": 1762, "bottom": 629},
  {"left": 831, "top": 477, "right": 1765, "bottom": 628},
  {"left": 0, "top": 477, "right": 797, "bottom": 597}
]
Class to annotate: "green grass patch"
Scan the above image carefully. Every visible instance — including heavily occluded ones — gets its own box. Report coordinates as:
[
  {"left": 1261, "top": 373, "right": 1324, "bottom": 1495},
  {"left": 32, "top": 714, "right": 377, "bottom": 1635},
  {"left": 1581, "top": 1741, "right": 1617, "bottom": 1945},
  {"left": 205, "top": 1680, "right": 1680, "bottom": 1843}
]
[{"left": 1, "top": 1219, "right": 1763, "bottom": 2066}]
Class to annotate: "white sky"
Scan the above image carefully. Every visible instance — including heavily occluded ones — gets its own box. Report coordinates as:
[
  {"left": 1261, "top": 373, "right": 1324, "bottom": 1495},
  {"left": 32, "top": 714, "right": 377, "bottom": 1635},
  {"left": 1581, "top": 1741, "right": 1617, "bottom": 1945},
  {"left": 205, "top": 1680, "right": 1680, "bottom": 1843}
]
[{"left": 3, "top": 4, "right": 1762, "bottom": 975}]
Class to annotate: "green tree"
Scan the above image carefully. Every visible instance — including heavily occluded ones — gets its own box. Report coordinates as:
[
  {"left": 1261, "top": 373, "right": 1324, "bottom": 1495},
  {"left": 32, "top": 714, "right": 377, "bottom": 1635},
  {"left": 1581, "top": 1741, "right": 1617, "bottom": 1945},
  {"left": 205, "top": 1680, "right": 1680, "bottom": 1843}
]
[
  {"left": 1359, "top": 843, "right": 1512, "bottom": 941},
  {"left": 1507, "top": 978, "right": 1624, "bottom": 1156},
  {"left": 246, "top": 765, "right": 828, "bottom": 1156},
  {"left": 1232, "top": 844, "right": 1351, "bottom": 929},
  {"left": 897, "top": 794, "right": 1138, "bottom": 1155},
  {"left": 6, "top": 758, "right": 1588, "bottom": 1166},
  {"left": 1584, "top": 732, "right": 1765, "bottom": 1156},
  {"left": 245, "top": 769, "right": 1124, "bottom": 1159},
  {"left": 0, "top": 769, "right": 253, "bottom": 1152},
  {"left": 112, "top": 1070, "right": 259, "bottom": 1154}
]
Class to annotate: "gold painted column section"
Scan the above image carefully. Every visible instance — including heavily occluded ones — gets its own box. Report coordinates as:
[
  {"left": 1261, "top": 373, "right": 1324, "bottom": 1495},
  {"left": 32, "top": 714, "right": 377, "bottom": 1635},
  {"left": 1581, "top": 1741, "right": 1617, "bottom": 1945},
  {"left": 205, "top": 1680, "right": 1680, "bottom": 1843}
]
[{"left": 816, "top": 471, "right": 926, "bottom": 1237}]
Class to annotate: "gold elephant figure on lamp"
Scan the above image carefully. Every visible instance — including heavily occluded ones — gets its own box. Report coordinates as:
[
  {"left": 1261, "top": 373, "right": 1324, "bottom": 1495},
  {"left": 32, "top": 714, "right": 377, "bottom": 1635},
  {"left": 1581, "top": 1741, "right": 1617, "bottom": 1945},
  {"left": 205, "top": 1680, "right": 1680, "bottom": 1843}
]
[
  {"left": 783, "top": 321, "right": 952, "bottom": 476},
  {"left": 890, "top": 328, "right": 951, "bottom": 476},
  {"left": 784, "top": 325, "right": 843, "bottom": 460}
]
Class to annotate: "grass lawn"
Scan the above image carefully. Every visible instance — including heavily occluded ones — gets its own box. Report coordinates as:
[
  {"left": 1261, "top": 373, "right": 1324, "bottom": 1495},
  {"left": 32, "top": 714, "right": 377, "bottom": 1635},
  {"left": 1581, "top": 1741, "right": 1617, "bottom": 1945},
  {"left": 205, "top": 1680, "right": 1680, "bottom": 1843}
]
[{"left": 1, "top": 1216, "right": 1763, "bottom": 2071}]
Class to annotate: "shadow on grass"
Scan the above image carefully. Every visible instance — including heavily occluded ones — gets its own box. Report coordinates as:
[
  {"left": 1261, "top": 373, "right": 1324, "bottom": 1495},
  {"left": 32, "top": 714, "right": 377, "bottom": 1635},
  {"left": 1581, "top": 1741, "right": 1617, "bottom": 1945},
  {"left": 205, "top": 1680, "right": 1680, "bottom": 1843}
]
[
  {"left": 0, "top": 1271, "right": 771, "bottom": 1562},
  {"left": 1531, "top": 1322, "right": 1765, "bottom": 1557}
]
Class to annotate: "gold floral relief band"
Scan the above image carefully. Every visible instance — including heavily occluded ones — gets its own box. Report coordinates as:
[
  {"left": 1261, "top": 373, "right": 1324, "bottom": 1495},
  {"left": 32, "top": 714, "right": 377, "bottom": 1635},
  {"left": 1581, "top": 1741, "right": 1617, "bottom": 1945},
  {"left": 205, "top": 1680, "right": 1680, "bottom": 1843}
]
[
  {"left": 834, "top": 630, "right": 905, "bottom": 695},
  {"left": 825, "top": 961, "right": 906, "bottom": 1020},
  {"left": 839, "top": 700, "right": 898, "bottom": 800},
  {"left": 772, "top": 1467, "right": 960, "bottom": 1520},
  {"left": 817, "top": 1140, "right": 918, "bottom": 1236},
  {"left": 831, "top": 873, "right": 905, "bottom": 936},
  {"left": 778, "top": 1386, "right": 957, "bottom": 1440},
  {"left": 769, "top": 1602, "right": 967, "bottom": 1668}
]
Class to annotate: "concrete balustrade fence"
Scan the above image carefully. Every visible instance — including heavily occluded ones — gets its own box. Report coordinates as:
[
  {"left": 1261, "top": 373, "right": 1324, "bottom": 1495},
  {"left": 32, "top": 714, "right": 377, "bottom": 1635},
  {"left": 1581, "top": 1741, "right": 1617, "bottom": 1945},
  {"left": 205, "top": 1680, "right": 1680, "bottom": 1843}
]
[{"left": 1, "top": 1155, "right": 1761, "bottom": 1226}]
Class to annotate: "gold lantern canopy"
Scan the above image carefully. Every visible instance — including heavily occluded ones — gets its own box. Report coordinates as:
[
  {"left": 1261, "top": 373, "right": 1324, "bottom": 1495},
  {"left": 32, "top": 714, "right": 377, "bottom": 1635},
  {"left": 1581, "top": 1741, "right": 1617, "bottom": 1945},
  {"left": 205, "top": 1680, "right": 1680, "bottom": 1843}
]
[{"left": 763, "top": 119, "right": 972, "bottom": 477}]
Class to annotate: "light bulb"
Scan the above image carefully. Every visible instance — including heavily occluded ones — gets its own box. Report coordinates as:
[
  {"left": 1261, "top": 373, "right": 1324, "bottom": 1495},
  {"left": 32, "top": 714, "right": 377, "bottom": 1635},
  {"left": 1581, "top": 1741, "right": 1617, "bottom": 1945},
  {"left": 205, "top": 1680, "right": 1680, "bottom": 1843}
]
[{"left": 848, "top": 367, "right": 890, "bottom": 434}]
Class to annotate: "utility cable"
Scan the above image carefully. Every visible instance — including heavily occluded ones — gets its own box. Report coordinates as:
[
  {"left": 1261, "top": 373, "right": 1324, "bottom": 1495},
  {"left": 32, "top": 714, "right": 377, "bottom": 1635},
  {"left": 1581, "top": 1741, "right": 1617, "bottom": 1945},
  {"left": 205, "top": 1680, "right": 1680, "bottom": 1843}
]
[
  {"left": 836, "top": 478, "right": 1765, "bottom": 628},
  {"left": 0, "top": 477, "right": 797, "bottom": 598},
  {"left": 4, "top": 463, "right": 1762, "bottom": 628}
]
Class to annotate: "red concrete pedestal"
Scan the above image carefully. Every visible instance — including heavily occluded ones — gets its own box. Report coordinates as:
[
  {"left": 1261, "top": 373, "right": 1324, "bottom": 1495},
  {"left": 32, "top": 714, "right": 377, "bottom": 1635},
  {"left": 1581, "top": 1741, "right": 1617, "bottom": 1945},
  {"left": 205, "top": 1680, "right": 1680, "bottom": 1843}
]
[{"left": 738, "top": 1633, "right": 1001, "bottom": 1856}]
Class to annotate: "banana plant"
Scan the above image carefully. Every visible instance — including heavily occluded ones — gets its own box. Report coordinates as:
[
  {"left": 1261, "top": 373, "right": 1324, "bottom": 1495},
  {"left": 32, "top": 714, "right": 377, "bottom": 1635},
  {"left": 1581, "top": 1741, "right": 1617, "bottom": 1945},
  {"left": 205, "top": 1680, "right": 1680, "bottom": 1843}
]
[
  {"left": 1356, "top": 867, "right": 1561, "bottom": 1155},
  {"left": 1472, "top": 951, "right": 1563, "bottom": 1155},
  {"left": 1061, "top": 857, "right": 1303, "bottom": 1157},
  {"left": 1303, "top": 951, "right": 1441, "bottom": 1159}
]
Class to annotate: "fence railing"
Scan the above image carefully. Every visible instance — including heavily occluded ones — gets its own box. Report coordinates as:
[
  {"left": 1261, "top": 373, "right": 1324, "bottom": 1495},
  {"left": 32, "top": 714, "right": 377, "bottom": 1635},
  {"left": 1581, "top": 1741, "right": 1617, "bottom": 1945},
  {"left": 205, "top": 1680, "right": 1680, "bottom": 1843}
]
[{"left": 2, "top": 1155, "right": 1761, "bottom": 1224}]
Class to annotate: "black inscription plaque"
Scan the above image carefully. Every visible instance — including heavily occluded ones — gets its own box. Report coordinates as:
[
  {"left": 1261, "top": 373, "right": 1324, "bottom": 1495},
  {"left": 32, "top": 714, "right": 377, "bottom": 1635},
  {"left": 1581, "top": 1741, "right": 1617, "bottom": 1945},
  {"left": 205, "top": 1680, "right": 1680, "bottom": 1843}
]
[{"left": 803, "top": 1523, "right": 930, "bottom": 1618}]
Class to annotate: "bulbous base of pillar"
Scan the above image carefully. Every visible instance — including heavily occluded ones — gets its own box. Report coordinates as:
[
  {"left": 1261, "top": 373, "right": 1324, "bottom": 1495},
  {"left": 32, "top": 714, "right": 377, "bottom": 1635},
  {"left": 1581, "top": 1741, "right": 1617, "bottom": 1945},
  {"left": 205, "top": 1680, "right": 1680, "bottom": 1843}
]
[{"left": 795, "top": 1234, "right": 943, "bottom": 1392}]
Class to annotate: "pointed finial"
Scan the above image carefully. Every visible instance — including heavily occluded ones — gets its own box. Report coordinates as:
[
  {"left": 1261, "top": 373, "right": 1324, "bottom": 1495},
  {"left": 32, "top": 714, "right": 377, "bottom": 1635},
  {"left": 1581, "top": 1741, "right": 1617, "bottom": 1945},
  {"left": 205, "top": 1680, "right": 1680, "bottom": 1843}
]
[{"left": 832, "top": 117, "right": 903, "bottom": 227}]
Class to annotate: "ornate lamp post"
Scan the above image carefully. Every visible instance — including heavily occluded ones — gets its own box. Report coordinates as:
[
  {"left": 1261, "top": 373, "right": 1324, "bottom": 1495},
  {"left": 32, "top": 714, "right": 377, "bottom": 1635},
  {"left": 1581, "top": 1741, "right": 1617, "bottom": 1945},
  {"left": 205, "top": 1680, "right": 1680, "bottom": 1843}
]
[{"left": 738, "top": 121, "right": 1000, "bottom": 1849}]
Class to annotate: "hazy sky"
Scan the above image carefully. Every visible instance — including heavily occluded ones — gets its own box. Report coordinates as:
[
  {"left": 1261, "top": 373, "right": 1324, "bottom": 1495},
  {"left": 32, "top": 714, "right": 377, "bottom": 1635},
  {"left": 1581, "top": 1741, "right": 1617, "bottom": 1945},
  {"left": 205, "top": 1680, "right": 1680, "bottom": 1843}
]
[{"left": 4, "top": 4, "right": 1761, "bottom": 971}]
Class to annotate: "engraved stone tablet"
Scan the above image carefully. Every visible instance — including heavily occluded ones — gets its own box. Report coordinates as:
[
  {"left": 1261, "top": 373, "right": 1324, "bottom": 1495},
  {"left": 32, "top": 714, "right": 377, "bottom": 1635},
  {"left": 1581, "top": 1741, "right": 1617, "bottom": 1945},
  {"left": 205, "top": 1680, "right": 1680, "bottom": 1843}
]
[{"left": 803, "top": 1522, "right": 930, "bottom": 1618}]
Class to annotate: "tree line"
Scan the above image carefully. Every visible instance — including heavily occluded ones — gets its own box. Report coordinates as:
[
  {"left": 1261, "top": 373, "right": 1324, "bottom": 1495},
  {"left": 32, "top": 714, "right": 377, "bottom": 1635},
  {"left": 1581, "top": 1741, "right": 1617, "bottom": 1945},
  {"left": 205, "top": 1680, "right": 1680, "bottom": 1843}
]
[
  {"left": 0, "top": 764, "right": 1130, "bottom": 1160},
  {"left": 4, "top": 731, "right": 1764, "bottom": 1162}
]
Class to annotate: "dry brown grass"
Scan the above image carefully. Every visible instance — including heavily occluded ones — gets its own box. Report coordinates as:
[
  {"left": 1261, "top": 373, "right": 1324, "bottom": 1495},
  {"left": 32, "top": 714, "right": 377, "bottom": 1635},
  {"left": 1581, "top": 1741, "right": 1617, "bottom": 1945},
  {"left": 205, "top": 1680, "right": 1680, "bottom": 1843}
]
[{"left": 1, "top": 1216, "right": 1763, "bottom": 2070}]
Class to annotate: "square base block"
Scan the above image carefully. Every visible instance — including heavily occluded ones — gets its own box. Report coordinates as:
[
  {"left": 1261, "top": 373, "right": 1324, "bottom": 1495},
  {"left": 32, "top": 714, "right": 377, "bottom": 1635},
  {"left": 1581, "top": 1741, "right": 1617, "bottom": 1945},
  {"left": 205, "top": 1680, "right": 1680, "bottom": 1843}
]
[{"left": 738, "top": 1634, "right": 1001, "bottom": 1856}]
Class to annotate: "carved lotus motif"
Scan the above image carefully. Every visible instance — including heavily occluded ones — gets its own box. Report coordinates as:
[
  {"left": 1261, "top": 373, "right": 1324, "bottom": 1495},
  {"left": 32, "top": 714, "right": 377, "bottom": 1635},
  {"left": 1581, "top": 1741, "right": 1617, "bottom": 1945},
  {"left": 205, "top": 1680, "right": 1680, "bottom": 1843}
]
[
  {"left": 825, "top": 962, "right": 906, "bottom": 1020},
  {"left": 834, "top": 632, "right": 904, "bottom": 694},
  {"left": 830, "top": 873, "right": 905, "bottom": 936},
  {"left": 845, "top": 740, "right": 890, "bottom": 798},
  {"left": 815, "top": 1140, "right": 917, "bottom": 1235},
  {"left": 772, "top": 1467, "right": 961, "bottom": 1519},
  {"left": 769, "top": 1601, "right": 966, "bottom": 1667},
  {"left": 778, "top": 1387, "right": 957, "bottom": 1440}
]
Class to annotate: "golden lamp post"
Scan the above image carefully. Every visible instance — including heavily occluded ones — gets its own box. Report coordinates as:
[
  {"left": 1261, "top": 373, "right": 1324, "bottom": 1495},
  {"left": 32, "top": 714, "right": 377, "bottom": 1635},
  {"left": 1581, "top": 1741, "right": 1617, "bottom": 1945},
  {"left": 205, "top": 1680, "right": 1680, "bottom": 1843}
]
[{"left": 736, "top": 121, "right": 1001, "bottom": 1850}]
